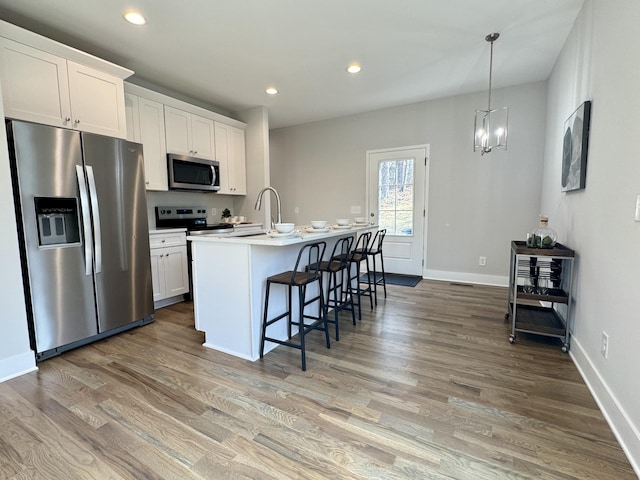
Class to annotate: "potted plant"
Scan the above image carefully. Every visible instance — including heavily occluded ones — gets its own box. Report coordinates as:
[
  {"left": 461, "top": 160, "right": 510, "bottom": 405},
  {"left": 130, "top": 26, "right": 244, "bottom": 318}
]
[{"left": 221, "top": 208, "right": 231, "bottom": 222}]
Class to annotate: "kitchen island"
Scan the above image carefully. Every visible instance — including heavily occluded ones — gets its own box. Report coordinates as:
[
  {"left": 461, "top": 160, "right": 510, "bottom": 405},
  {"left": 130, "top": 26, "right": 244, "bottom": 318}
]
[{"left": 188, "top": 225, "right": 375, "bottom": 361}]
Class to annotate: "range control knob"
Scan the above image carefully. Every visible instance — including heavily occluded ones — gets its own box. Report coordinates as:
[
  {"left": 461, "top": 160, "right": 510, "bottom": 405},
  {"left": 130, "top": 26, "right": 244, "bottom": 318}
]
[{"left": 160, "top": 209, "right": 166, "bottom": 214}]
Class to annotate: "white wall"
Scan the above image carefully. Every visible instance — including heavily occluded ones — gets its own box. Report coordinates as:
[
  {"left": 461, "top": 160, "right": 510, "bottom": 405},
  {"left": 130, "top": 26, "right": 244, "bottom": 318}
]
[
  {"left": 541, "top": 0, "right": 640, "bottom": 471},
  {"left": 270, "top": 81, "right": 548, "bottom": 285},
  {"left": 0, "top": 86, "right": 37, "bottom": 382}
]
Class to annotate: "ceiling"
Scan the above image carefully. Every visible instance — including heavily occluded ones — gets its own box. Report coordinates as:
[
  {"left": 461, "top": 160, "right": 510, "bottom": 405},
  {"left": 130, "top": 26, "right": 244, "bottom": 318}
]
[{"left": 0, "top": 0, "right": 584, "bottom": 129}]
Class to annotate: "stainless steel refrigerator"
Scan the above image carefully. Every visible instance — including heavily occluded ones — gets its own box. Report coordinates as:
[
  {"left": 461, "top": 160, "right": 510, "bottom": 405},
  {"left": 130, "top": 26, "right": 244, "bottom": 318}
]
[{"left": 7, "top": 119, "right": 154, "bottom": 361}]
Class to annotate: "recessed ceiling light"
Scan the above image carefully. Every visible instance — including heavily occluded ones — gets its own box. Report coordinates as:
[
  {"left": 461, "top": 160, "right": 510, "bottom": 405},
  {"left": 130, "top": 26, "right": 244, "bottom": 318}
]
[
  {"left": 124, "top": 11, "right": 146, "bottom": 25},
  {"left": 346, "top": 64, "right": 362, "bottom": 74},
  {"left": 265, "top": 87, "right": 278, "bottom": 95}
]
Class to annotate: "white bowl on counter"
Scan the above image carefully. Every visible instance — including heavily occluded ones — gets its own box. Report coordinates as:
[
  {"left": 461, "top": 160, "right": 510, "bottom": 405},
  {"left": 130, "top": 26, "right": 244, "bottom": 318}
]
[
  {"left": 310, "top": 220, "right": 327, "bottom": 229},
  {"left": 336, "top": 218, "right": 350, "bottom": 226},
  {"left": 354, "top": 216, "right": 367, "bottom": 224},
  {"left": 274, "top": 222, "right": 295, "bottom": 233}
]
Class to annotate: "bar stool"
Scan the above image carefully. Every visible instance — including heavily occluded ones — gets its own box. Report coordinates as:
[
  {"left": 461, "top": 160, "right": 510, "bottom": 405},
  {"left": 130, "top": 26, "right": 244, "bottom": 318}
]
[
  {"left": 347, "top": 231, "right": 374, "bottom": 320},
  {"left": 317, "top": 236, "right": 355, "bottom": 341},
  {"left": 260, "top": 241, "right": 330, "bottom": 371},
  {"left": 367, "top": 229, "right": 387, "bottom": 305}
]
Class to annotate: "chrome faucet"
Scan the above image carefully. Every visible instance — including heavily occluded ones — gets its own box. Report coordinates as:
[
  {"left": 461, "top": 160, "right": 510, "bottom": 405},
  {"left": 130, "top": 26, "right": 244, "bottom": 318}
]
[{"left": 254, "top": 186, "right": 282, "bottom": 226}]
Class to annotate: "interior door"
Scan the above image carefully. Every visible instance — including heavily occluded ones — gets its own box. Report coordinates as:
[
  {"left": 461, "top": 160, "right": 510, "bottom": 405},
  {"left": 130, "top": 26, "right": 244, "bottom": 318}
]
[{"left": 367, "top": 146, "right": 429, "bottom": 276}]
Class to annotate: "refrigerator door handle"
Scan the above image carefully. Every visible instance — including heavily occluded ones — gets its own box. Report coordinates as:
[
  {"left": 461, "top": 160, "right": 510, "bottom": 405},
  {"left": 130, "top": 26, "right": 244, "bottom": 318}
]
[
  {"left": 86, "top": 166, "right": 102, "bottom": 273},
  {"left": 76, "top": 165, "right": 93, "bottom": 276}
]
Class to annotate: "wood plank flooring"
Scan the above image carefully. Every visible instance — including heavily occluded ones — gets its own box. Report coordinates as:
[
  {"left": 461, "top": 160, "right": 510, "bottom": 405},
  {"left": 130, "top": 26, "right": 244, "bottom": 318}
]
[{"left": 0, "top": 280, "right": 635, "bottom": 479}]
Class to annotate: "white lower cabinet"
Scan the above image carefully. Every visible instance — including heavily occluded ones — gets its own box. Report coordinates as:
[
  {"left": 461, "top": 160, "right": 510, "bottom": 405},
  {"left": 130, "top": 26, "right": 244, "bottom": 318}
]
[{"left": 149, "top": 231, "right": 188, "bottom": 307}]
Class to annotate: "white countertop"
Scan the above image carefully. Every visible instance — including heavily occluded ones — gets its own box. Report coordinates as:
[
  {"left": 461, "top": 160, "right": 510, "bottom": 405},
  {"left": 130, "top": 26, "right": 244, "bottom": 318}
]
[{"left": 188, "top": 224, "right": 376, "bottom": 246}]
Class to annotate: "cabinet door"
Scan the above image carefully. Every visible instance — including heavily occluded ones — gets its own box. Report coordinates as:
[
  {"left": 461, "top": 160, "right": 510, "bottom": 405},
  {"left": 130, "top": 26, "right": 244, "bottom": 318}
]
[
  {"left": 150, "top": 249, "right": 165, "bottom": 301},
  {"left": 214, "top": 122, "right": 231, "bottom": 194},
  {"left": 190, "top": 114, "right": 215, "bottom": 159},
  {"left": 163, "top": 245, "right": 189, "bottom": 297},
  {"left": 124, "top": 93, "right": 141, "bottom": 142},
  {"left": 229, "top": 126, "right": 247, "bottom": 195},
  {"left": 67, "top": 61, "right": 127, "bottom": 138},
  {"left": 215, "top": 122, "right": 246, "bottom": 195},
  {"left": 0, "top": 38, "right": 72, "bottom": 128},
  {"left": 138, "top": 97, "right": 168, "bottom": 191},
  {"left": 164, "top": 106, "right": 192, "bottom": 155}
]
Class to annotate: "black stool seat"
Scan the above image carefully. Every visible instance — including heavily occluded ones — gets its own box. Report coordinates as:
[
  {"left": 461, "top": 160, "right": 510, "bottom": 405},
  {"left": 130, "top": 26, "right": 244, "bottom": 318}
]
[{"left": 260, "top": 241, "right": 330, "bottom": 371}]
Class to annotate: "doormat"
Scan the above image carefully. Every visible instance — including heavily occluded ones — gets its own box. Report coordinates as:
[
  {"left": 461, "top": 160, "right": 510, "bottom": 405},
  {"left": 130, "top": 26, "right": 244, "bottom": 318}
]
[{"left": 359, "top": 273, "right": 422, "bottom": 287}]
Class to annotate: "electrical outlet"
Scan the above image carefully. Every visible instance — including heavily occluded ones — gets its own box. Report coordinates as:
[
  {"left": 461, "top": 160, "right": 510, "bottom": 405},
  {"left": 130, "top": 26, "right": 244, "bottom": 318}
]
[
  {"left": 479, "top": 256, "right": 487, "bottom": 266},
  {"left": 294, "top": 207, "right": 299, "bottom": 214},
  {"left": 350, "top": 206, "right": 362, "bottom": 214},
  {"left": 211, "top": 208, "right": 217, "bottom": 216},
  {"left": 601, "top": 332, "right": 609, "bottom": 358}
]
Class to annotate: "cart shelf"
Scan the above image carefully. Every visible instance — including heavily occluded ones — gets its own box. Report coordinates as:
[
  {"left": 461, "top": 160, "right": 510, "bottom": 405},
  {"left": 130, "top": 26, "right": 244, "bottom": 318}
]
[
  {"left": 511, "top": 304, "right": 566, "bottom": 337},
  {"left": 514, "top": 286, "right": 569, "bottom": 304}
]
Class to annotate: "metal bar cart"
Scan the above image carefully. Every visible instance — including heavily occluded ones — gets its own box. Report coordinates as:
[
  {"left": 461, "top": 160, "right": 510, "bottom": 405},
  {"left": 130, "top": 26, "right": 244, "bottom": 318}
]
[{"left": 505, "top": 241, "right": 575, "bottom": 352}]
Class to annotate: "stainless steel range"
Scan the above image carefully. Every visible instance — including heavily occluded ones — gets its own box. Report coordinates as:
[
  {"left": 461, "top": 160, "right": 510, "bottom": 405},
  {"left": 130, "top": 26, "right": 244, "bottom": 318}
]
[{"left": 154, "top": 206, "right": 264, "bottom": 299}]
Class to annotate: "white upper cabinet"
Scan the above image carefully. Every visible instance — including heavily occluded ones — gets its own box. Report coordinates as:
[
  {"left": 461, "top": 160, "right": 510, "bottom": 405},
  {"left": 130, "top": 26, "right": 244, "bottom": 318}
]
[
  {"left": 164, "top": 106, "right": 215, "bottom": 160},
  {"left": 0, "top": 37, "right": 128, "bottom": 138},
  {"left": 215, "top": 122, "right": 246, "bottom": 195},
  {"left": 66, "top": 61, "right": 126, "bottom": 137},
  {"left": 125, "top": 93, "right": 168, "bottom": 191}
]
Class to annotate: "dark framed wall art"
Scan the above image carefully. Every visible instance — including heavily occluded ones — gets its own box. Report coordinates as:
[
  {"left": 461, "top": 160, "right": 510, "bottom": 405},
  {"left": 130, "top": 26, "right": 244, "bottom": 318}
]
[{"left": 561, "top": 100, "right": 592, "bottom": 192}]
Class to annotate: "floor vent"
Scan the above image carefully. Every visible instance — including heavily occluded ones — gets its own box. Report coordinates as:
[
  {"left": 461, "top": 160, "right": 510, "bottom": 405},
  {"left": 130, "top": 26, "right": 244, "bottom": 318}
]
[{"left": 449, "top": 282, "right": 474, "bottom": 287}]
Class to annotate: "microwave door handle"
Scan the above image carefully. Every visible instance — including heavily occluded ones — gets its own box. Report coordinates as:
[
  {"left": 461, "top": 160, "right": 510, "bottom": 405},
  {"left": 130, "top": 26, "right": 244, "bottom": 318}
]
[
  {"left": 76, "top": 166, "right": 93, "bottom": 276},
  {"left": 210, "top": 165, "right": 216, "bottom": 186},
  {"left": 86, "top": 166, "right": 102, "bottom": 274}
]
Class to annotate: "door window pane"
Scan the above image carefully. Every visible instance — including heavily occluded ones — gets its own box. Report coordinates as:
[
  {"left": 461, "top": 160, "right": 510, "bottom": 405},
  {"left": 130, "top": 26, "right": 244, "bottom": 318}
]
[{"left": 378, "top": 159, "right": 414, "bottom": 236}]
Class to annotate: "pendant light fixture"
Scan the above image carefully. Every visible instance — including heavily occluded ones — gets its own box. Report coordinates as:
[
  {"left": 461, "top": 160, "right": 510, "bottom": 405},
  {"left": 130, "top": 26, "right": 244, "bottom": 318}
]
[{"left": 474, "top": 33, "right": 508, "bottom": 155}]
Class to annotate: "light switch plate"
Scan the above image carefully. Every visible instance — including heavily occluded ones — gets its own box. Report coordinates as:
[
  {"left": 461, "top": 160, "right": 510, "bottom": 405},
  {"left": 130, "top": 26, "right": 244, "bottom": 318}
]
[
  {"left": 350, "top": 206, "right": 361, "bottom": 214},
  {"left": 635, "top": 195, "right": 640, "bottom": 222}
]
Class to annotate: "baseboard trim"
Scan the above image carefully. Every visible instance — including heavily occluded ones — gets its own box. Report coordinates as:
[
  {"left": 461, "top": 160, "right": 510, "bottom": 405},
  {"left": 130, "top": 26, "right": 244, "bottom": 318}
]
[
  {"left": 570, "top": 337, "right": 640, "bottom": 477},
  {"left": 424, "top": 269, "right": 508, "bottom": 287},
  {"left": 0, "top": 350, "right": 37, "bottom": 383}
]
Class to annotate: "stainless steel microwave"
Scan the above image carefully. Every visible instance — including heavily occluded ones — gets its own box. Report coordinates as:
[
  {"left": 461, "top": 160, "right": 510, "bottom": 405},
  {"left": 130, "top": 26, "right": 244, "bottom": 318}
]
[{"left": 167, "top": 154, "right": 220, "bottom": 192}]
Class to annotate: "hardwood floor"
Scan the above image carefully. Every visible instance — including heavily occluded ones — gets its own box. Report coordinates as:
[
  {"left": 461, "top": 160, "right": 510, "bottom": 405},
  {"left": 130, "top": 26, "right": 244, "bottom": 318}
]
[{"left": 0, "top": 280, "right": 635, "bottom": 479}]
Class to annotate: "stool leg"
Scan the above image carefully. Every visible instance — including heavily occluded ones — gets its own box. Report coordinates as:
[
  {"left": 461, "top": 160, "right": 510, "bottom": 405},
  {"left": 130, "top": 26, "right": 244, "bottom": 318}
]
[
  {"left": 331, "top": 270, "right": 340, "bottom": 341},
  {"left": 298, "top": 284, "right": 307, "bottom": 371},
  {"left": 319, "top": 279, "right": 330, "bottom": 349},
  {"left": 260, "top": 281, "right": 272, "bottom": 358},
  {"left": 350, "top": 262, "right": 362, "bottom": 320},
  {"left": 370, "top": 254, "right": 378, "bottom": 306},
  {"left": 287, "top": 285, "right": 292, "bottom": 339},
  {"left": 364, "top": 259, "right": 374, "bottom": 310},
  {"left": 342, "top": 266, "right": 356, "bottom": 325},
  {"left": 379, "top": 252, "right": 387, "bottom": 298}
]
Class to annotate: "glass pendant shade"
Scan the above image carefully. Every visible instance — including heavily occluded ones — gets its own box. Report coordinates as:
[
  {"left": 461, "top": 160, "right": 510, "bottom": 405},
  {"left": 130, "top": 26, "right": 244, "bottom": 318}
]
[{"left": 474, "top": 33, "right": 508, "bottom": 155}]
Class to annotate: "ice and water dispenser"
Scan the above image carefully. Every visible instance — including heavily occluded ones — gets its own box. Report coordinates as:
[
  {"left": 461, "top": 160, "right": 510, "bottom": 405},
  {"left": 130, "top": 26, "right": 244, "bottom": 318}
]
[{"left": 34, "top": 197, "right": 80, "bottom": 247}]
